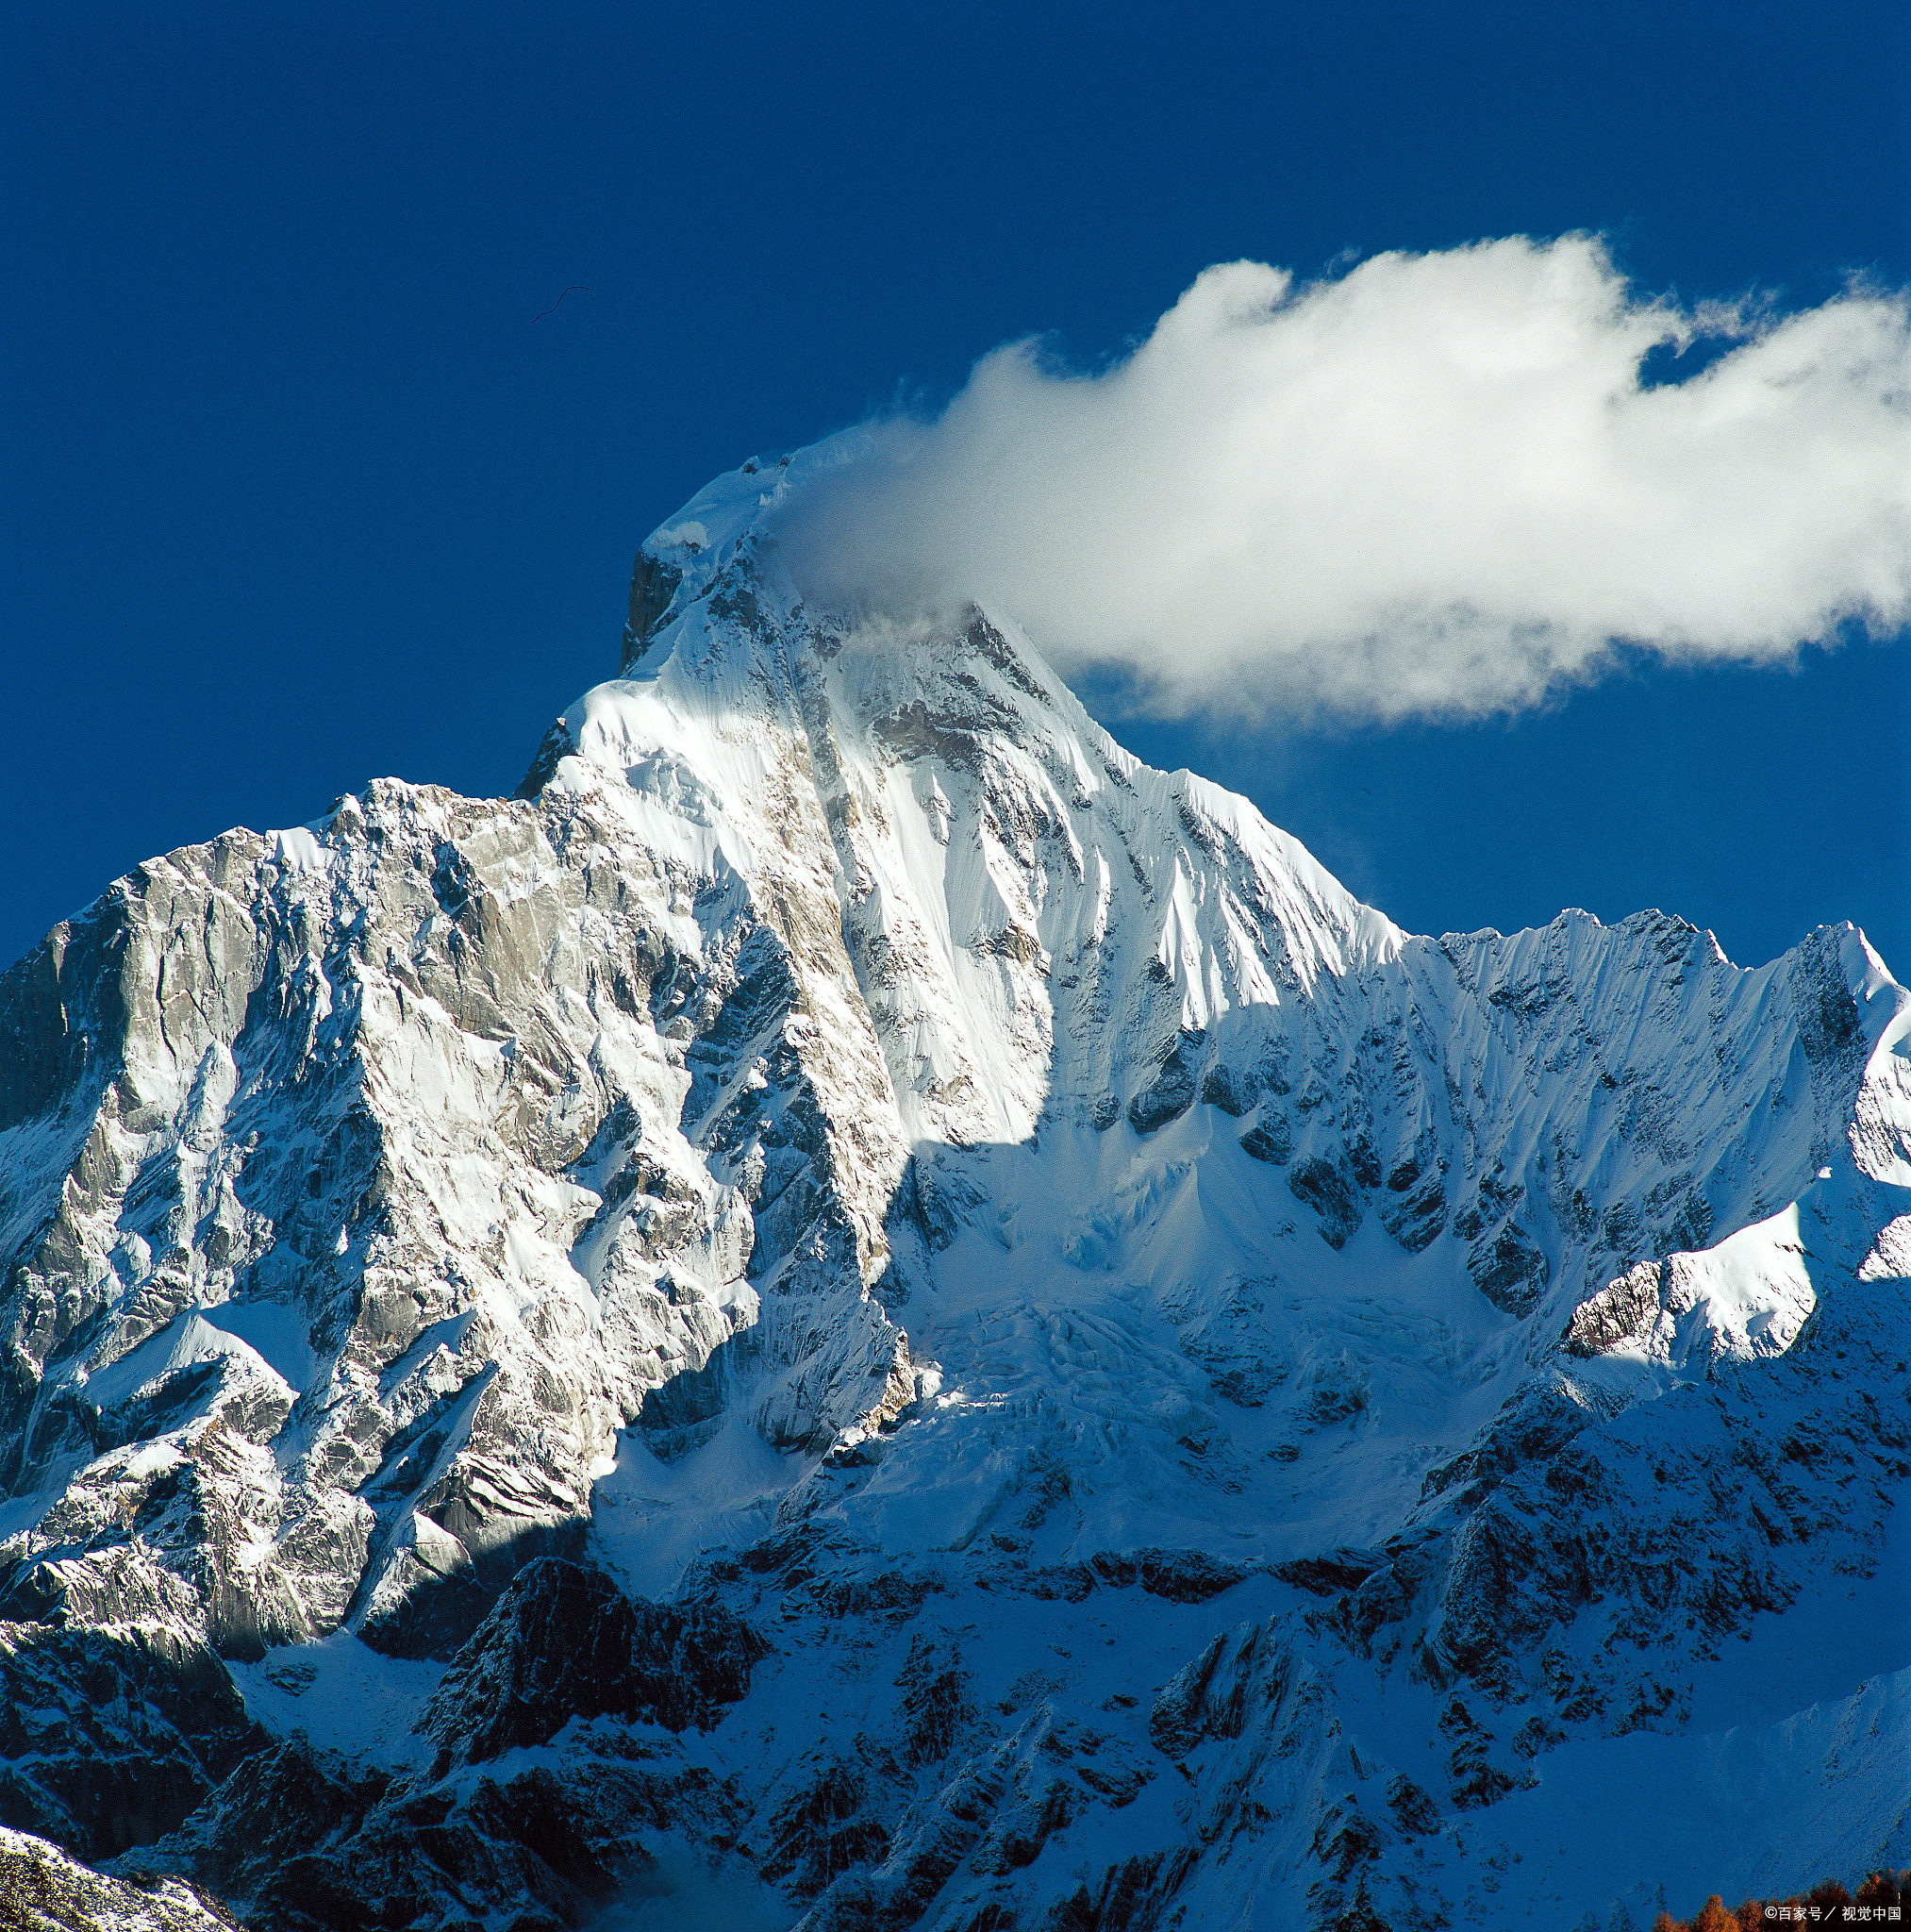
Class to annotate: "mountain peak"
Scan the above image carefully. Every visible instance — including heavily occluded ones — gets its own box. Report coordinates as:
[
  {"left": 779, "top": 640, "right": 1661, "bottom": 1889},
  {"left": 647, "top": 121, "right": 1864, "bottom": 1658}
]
[{"left": 0, "top": 441, "right": 1904, "bottom": 1931}]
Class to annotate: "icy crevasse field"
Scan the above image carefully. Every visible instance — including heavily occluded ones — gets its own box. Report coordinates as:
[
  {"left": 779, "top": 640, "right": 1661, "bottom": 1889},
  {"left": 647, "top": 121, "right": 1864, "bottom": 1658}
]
[{"left": 0, "top": 438, "right": 1903, "bottom": 1930}]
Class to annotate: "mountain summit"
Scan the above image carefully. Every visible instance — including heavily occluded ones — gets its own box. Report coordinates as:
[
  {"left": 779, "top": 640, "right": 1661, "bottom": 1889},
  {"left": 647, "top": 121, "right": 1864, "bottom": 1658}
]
[{"left": 2, "top": 446, "right": 1906, "bottom": 1929}]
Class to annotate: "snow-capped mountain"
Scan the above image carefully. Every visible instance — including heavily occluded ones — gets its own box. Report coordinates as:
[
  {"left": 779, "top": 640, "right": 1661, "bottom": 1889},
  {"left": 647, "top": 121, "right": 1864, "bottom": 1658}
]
[{"left": 1, "top": 440, "right": 1905, "bottom": 1930}]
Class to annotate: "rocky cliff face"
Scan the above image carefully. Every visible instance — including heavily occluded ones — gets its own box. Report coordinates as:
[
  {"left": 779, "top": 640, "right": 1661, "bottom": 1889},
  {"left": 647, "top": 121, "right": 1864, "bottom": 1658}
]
[{"left": 1, "top": 441, "right": 1906, "bottom": 1929}]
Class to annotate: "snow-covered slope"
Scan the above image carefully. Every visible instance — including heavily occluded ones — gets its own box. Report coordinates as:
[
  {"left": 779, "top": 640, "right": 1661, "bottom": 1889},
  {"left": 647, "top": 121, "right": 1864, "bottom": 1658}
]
[{"left": 0, "top": 441, "right": 1905, "bottom": 1930}]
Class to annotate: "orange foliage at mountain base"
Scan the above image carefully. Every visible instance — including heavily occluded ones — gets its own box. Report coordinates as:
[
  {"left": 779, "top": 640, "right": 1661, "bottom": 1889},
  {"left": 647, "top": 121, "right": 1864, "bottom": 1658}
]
[{"left": 1651, "top": 1871, "right": 1908, "bottom": 1932}]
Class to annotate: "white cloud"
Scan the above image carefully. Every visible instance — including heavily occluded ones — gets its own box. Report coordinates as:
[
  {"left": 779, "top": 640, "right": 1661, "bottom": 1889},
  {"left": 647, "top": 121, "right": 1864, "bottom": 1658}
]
[{"left": 773, "top": 236, "right": 1911, "bottom": 720}]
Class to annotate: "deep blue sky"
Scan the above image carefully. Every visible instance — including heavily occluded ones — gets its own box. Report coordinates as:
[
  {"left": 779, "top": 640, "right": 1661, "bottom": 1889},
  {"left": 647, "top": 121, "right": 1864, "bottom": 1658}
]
[{"left": 4, "top": 1, "right": 1906, "bottom": 975}]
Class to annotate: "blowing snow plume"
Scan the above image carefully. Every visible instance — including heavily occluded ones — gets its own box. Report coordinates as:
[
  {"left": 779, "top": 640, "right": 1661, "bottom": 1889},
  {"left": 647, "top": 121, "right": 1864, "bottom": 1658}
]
[{"left": 775, "top": 235, "right": 1911, "bottom": 721}]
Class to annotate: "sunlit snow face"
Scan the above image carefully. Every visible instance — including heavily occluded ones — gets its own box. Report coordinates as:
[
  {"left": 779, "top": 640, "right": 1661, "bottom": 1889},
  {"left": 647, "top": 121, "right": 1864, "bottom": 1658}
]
[{"left": 773, "top": 235, "right": 1911, "bottom": 724}]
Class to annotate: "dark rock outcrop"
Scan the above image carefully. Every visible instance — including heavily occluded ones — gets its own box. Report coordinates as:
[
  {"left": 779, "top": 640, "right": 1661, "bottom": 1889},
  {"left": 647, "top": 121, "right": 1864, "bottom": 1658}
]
[
  {"left": 1126, "top": 1033, "right": 1203, "bottom": 1135},
  {"left": 0, "top": 1624, "right": 260, "bottom": 1863},
  {"left": 421, "top": 1558, "right": 766, "bottom": 1767}
]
